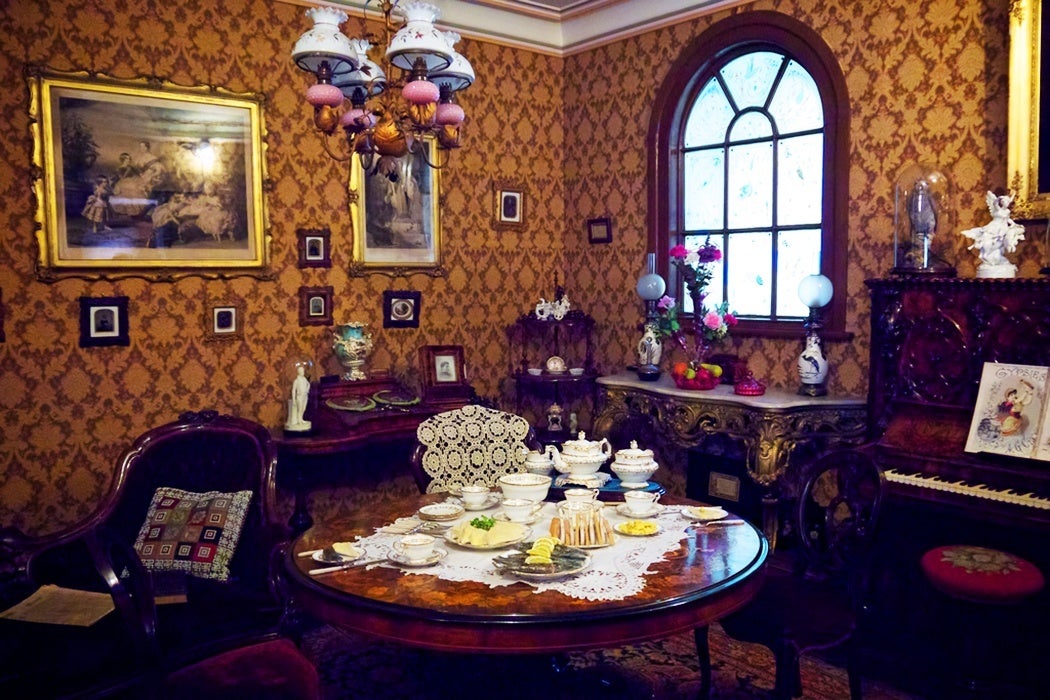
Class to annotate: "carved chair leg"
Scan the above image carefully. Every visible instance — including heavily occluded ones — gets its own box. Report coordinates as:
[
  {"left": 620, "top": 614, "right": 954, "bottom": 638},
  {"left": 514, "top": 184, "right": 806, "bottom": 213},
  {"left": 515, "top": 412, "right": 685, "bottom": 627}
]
[
  {"left": 773, "top": 643, "right": 800, "bottom": 700},
  {"left": 694, "top": 626, "right": 711, "bottom": 699}
]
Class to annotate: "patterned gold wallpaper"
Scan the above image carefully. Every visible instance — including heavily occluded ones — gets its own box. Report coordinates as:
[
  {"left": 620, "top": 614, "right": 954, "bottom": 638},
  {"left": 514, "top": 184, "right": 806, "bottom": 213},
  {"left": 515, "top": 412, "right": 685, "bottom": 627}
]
[{"left": 0, "top": 0, "right": 1028, "bottom": 532}]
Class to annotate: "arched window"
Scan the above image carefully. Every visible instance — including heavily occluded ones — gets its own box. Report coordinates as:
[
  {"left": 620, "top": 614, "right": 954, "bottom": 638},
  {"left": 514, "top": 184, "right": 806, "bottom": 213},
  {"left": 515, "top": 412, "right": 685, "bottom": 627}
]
[{"left": 648, "top": 12, "right": 850, "bottom": 337}]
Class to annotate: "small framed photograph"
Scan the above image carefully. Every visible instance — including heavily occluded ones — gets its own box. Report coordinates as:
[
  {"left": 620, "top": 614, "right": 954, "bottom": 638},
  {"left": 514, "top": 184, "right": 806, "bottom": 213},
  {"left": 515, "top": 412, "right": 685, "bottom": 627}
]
[
  {"left": 205, "top": 302, "right": 243, "bottom": 342},
  {"left": 587, "top": 217, "right": 613, "bottom": 244},
  {"left": 297, "top": 227, "right": 331, "bottom": 269},
  {"left": 383, "top": 290, "right": 421, "bottom": 328},
  {"left": 493, "top": 180, "right": 525, "bottom": 230},
  {"left": 299, "top": 286, "right": 333, "bottom": 326},
  {"left": 79, "top": 296, "right": 129, "bottom": 347}
]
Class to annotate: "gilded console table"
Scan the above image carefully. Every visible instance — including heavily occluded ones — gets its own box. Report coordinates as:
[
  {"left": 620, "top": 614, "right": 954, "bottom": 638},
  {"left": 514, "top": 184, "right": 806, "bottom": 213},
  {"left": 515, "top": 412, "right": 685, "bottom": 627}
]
[{"left": 594, "top": 373, "right": 867, "bottom": 547}]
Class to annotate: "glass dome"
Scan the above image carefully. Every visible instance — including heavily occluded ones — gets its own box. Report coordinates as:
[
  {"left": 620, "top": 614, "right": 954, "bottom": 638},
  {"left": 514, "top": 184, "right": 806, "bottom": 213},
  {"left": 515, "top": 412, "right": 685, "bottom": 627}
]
[{"left": 892, "top": 163, "right": 956, "bottom": 276}]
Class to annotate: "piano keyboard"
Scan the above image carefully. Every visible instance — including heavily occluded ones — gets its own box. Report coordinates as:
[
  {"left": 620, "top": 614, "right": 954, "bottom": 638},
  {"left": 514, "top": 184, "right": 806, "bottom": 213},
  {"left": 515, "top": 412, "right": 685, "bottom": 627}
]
[{"left": 884, "top": 469, "right": 1050, "bottom": 511}]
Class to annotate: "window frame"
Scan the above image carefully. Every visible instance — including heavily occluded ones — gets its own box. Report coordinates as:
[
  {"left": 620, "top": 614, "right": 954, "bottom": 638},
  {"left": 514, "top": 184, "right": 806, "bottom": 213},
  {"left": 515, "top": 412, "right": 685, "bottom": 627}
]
[{"left": 647, "top": 11, "right": 850, "bottom": 339}]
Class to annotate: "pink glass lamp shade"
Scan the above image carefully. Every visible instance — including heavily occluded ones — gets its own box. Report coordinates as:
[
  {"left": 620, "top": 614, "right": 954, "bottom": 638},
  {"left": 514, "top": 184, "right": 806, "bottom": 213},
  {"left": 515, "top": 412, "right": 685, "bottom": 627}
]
[
  {"left": 402, "top": 78, "right": 441, "bottom": 105},
  {"left": 340, "top": 107, "right": 376, "bottom": 133},
  {"left": 306, "top": 83, "right": 344, "bottom": 107},
  {"left": 435, "top": 102, "right": 465, "bottom": 126}
]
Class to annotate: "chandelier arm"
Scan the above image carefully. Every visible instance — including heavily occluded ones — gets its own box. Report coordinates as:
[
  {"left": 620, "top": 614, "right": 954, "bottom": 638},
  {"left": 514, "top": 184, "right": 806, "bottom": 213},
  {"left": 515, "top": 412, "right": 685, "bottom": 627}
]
[
  {"left": 411, "top": 138, "right": 450, "bottom": 169},
  {"left": 319, "top": 131, "right": 353, "bottom": 163}
]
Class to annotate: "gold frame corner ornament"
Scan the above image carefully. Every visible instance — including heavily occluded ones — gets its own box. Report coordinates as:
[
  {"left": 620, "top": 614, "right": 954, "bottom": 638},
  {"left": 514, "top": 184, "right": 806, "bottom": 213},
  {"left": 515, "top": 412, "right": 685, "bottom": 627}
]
[
  {"left": 28, "top": 66, "right": 271, "bottom": 282},
  {"left": 1008, "top": 0, "right": 1048, "bottom": 220}
]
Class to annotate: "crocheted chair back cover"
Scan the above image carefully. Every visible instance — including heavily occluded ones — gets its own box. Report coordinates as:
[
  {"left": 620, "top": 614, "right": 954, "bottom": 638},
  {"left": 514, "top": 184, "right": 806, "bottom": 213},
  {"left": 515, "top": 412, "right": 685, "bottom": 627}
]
[{"left": 416, "top": 405, "right": 531, "bottom": 493}]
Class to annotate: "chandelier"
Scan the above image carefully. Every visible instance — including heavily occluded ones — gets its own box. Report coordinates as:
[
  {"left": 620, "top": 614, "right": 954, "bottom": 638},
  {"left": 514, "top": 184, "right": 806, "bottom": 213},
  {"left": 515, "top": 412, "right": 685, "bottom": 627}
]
[{"left": 291, "top": 1, "right": 474, "bottom": 182}]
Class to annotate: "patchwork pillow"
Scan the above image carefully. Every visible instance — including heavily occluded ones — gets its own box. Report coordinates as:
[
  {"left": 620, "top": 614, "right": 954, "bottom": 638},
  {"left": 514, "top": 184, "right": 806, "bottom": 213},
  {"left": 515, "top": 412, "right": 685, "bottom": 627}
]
[{"left": 134, "top": 487, "right": 253, "bottom": 582}]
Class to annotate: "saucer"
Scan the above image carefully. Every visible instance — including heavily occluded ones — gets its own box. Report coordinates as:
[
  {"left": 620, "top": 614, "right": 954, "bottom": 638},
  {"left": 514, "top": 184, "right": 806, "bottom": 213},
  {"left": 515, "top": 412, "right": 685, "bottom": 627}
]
[
  {"left": 493, "top": 510, "right": 542, "bottom": 525},
  {"left": 418, "top": 502, "right": 465, "bottom": 521},
  {"left": 388, "top": 547, "right": 447, "bottom": 567},
  {"left": 682, "top": 506, "right": 728, "bottom": 522},
  {"left": 615, "top": 502, "right": 664, "bottom": 519},
  {"left": 311, "top": 544, "right": 362, "bottom": 564},
  {"left": 619, "top": 481, "right": 650, "bottom": 489},
  {"left": 460, "top": 495, "right": 501, "bottom": 511}
]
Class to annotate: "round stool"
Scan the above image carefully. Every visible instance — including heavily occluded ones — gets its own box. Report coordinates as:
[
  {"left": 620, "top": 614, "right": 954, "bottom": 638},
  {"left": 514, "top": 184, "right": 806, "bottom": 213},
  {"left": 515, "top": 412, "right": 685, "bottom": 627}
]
[{"left": 920, "top": 545, "right": 1045, "bottom": 698}]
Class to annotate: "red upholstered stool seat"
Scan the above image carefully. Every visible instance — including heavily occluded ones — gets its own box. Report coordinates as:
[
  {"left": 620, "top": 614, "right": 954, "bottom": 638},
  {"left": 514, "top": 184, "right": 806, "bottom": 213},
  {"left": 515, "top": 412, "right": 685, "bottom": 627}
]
[
  {"left": 921, "top": 545, "right": 1045, "bottom": 604},
  {"left": 161, "top": 638, "right": 321, "bottom": 700}
]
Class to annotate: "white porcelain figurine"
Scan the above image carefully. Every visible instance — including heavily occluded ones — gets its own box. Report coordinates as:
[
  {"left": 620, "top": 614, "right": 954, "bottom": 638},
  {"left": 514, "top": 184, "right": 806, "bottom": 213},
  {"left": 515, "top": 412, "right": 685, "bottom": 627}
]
[
  {"left": 285, "top": 365, "right": 312, "bottom": 432},
  {"left": 961, "top": 191, "right": 1025, "bottom": 278}
]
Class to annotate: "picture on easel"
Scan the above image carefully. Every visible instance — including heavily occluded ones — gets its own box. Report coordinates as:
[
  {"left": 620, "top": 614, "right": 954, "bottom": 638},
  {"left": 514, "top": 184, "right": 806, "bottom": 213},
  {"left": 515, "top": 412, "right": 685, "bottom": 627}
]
[{"left": 965, "top": 362, "right": 1050, "bottom": 460}]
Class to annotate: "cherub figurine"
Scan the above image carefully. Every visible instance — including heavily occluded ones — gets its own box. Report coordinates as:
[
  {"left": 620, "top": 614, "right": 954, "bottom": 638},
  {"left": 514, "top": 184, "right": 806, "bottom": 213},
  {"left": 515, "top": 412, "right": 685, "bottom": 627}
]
[{"left": 960, "top": 191, "right": 1025, "bottom": 278}]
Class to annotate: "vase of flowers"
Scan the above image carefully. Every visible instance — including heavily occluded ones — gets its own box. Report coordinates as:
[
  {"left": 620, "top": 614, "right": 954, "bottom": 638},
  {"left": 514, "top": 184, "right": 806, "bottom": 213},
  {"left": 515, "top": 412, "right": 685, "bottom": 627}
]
[{"left": 656, "top": 240, "right": 738, "bottom": 389}]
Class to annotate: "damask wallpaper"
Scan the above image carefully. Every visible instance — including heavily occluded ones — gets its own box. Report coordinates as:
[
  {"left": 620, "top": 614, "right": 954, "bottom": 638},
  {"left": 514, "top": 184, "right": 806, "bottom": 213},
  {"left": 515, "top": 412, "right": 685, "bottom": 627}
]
[{"left": 0, "top": 0, "right": 1029, "bottom": 532}]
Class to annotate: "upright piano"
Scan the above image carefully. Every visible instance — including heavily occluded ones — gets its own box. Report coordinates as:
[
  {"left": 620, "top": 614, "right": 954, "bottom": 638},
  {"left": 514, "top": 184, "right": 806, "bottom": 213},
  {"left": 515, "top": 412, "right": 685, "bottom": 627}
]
[
  {"left": 867, "top": 276, "right": 1050, "bottom": 563},
  {"left": 864, "top": 277, "right": 1050, "bottom": 695}
]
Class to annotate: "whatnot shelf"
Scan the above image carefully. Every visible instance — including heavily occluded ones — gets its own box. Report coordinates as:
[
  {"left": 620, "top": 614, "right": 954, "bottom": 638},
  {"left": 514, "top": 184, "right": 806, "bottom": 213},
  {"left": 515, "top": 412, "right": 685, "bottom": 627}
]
[{"left": 506, "top": 310, "right": 599, "bottom": 442}]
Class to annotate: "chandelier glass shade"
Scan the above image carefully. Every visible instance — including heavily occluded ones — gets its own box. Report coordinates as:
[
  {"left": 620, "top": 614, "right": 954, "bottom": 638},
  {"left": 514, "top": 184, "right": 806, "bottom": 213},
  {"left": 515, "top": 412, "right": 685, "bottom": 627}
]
[{"left": 291, "top": 1, "right": 474, "bottom": 182}]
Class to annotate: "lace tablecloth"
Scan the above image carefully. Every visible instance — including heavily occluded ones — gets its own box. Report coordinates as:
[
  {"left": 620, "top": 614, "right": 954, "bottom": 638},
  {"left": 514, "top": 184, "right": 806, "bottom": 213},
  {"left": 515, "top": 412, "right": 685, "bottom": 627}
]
[{"left": 346, "top": 502, "right": 722, "bottom": 602}]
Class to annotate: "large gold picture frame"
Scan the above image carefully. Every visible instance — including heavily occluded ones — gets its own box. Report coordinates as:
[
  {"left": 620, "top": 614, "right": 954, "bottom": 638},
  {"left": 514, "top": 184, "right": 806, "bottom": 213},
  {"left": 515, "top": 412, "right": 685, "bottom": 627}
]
[
  {"left": 28, "top": 66, "right": 271, "bottom": 281},
  {"left": 348, "top": 139, "right": 444, "bottom": 278},
  {"left": 1008, "top": 0, "right": 1048, "bottom": 220}
]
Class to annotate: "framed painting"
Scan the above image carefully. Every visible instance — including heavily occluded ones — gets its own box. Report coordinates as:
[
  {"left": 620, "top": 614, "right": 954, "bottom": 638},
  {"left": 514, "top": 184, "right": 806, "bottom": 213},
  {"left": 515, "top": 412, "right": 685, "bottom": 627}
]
[
  {"left": 349, "top": 139, "right": 443, "bottom": 277},
  {"left": 383, "top": 290, "right": 421, "bottom": 328},
  {"left": 493, "top": 179, "right": 525, "bottom": 230},
  {"left": 204, "top": 302, "right": 243, "bottom": 342},
  {"left": 79, "top": 296, "right": 129, "bottom": 347},
  {"left": 587, "top": 217, "right": 612, "bottom": 244},
  {"left": 299, "top": 286, "right": 333, "bottom": 327},
  {"left": 28, "top": 66, "right": 270, "bottom": 282},
  {"left": 419, "top": 344, "right": 473, "bottom": 404},
  {"left": 297, "top": 227, "right": 331, "bottom": 269}
]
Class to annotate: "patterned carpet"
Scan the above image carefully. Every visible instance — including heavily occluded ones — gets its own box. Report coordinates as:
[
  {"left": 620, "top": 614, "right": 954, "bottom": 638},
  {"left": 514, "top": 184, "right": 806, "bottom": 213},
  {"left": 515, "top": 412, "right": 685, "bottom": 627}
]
[{"left": 301, "top": 622, "right": 923, "bottom": 699}]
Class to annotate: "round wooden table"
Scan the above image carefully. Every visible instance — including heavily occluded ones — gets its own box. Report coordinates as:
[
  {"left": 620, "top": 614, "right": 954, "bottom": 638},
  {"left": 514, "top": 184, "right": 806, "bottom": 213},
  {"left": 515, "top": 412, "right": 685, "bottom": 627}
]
[{"left": 284, "top": 493, "right": 768, "bottom": 655}]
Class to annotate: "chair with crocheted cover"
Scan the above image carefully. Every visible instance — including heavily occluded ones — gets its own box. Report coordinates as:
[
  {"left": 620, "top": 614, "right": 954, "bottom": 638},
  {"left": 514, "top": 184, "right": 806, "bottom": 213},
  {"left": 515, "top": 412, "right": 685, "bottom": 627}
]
[{"left": 410, "top": 405, "right": 540, "bottom": 493}]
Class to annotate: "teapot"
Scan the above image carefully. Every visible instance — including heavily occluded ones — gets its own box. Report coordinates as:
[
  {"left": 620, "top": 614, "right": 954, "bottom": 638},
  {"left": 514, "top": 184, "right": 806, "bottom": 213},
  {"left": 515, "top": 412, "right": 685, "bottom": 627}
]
[
  {"left": 523, "top": 446, "right": 557, "bottom": 475},
  {"left": 549, "top": 432, "right": 612, "bottom": 476}
]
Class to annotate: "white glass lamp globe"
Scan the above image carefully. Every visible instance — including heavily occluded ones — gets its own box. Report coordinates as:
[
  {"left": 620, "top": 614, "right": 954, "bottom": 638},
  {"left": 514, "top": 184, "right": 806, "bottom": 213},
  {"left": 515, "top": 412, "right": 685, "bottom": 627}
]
[
  {"left": 798, "top": 274, "right": 833, "bottom": 309},
  {"left": 636, "top": 273, "right": 666, "bottom": 302}
]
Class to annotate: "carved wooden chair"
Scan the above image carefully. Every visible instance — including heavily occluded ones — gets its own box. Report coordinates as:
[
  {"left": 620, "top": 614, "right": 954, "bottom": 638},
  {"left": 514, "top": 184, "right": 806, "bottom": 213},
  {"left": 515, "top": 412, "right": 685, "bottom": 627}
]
[
  {"left": 410, "top": 404, "right": 540, "bottom": 493},
  {"left": 696, "top": 448, "right": 885, "bottom": 699},
  {"left": 0, "top": 410, "right": 292, "bottom": 698}
]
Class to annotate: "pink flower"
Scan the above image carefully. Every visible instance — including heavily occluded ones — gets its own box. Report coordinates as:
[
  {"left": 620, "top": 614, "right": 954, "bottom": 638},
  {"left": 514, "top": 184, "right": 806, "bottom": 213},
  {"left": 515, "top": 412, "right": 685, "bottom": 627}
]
[
  {"left": 697, "top": 246, "right": 721, "bottom": 263},
  {"left": 657, "top": 295, "right": 676, "bottom": 311},
  {"left": 703, "top": 311, "right": 723, "bottom": 330},
  {"left": 669, "top": 244, "right": 689, "bottom": 259},
  {"left": 724, "top": 313, "right": 738, "bottom": 326}
]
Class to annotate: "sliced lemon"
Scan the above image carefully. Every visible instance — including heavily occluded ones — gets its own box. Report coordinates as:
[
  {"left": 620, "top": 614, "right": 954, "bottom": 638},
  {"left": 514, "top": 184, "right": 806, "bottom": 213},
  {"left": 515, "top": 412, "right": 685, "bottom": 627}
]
[
  {"left": 527, "top": 545, "right": 554, "bottom": 557},
  {"left": 524, "top": 555, "right": 553, "bottom": 565}
]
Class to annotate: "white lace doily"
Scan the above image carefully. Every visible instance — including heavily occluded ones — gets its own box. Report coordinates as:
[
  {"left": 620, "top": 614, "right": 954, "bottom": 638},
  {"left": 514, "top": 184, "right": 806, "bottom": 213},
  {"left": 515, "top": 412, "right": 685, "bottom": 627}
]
[{"left": 347, "top": 502, "right": 695, "bottom": 601}]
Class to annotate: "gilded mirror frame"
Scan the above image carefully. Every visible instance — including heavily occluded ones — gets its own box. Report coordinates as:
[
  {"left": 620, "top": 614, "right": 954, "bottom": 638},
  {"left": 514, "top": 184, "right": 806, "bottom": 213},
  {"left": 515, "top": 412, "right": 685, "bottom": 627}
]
[{"left": 1008, "top": 0, "right": 1048, "bottom": 219}]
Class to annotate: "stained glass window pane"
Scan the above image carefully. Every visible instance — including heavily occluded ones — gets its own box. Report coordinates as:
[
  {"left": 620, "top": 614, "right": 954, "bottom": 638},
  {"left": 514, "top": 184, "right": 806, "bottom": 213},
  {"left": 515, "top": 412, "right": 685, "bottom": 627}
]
[
  {"left": 769, "top": 60, "right": 823, "bottom": 134},
  {"left": 726, "top": 232, "right": 772, "bottom": 317},
  {"left": 684, "top": 79, "right": 734, "bottom": 148},
  {"left": 731, "top": 111, "right": 773, "bottom": 141},
  {"left": 684, "top": 148, "right": 725, "bottom": 230},
  {"left": 777, "top": 228, "right": 822, "bottom": 318},
  {"left": 721, "top": 52, "right": 783, "bottom": 109},
  {"left": 777, "top": 134, "right": 824, "bottom": 226},
  {"left": 727, "top": 142, "right": 773, "bottom": 229}
]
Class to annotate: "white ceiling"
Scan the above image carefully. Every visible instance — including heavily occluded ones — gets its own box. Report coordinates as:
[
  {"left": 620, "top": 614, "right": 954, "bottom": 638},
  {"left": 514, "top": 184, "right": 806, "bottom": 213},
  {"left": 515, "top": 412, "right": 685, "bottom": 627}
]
[{"left": 318, "top": 0, "right": 744, "bottom": 56}]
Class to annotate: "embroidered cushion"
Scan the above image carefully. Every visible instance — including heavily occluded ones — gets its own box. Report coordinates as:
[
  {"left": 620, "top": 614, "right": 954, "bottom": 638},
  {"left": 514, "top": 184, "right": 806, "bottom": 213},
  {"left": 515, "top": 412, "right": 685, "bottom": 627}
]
[
  {"left": 921, "top": 545, "right": 1045, "bottom": 604},
  {"left": 416, "top": 405, "right": 531, "bottom": 493},
  {"left": 134, "top": 487, "right": 253, "bottom": 582}
]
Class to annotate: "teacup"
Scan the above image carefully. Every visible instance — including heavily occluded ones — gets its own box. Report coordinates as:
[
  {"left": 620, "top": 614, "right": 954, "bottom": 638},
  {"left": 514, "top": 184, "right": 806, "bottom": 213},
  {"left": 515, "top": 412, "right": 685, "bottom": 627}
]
[
  {"left": 563, "top": 487, "right": 599, "bottom": 505},
  {"left": 460, "top": 484, "right": 490, "bottom": 507},
  {"left": 393, "top": 533, "right": 436, "bottom": 562},
  {"left": 623, "top": 490, "right": 660, "bottom": 515},
  {"left": 501, "top": 498, "right": 539, "bottom": 522}
]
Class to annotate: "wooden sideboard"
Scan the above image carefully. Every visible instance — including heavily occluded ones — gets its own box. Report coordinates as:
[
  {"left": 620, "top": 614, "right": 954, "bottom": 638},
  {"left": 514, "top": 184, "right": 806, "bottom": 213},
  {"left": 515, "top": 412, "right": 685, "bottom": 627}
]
[
  {"left": 593, "top": 373, "right": 867, "bottom": 547},
  {"left": 275, "top": 374, "right": 472, "bottom": 534}
]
